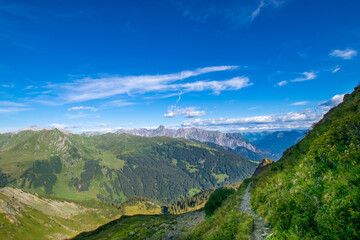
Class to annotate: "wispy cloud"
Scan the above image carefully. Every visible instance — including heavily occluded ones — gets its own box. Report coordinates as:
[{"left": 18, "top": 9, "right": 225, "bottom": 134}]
[
  {"left": 48, "top": 123, "right": 82, "bottom": 129},
  {"left": 178, "top": 0, "right": 287, "bottom": 26},
  {"left": 67, "top": 106, "right": 97, "bottom": 111},
  {"left": 164, "top": 106, "right": 206, "bottom": 118},
  {"left": 106, "top": 100, "right": 135, "bottom": 107},
  {"left": 291, "top": 71, "right": 317, "bottom": 82},
  {"left": 330, "top": 48, "right": 357, "bottom": 59},
  {"left": 332, "top": 65, "right": 341, "bottom": 73},
  {"left": 0, "top": 101, "right": 30, "bottom": 114},
  {"left": 251, "top": 0, "right": 265, "bottom": 21},
  {"left": 179, "top": 77, "right": 252, "bottom": 95},
  {"left": 291, "top": 101, "right": 309, "bottom": 106},
  {"left": 23, "top": 85, "right": 38, "bottom": 90},
  {"left": 1, "top": 84, "right": 15, "bottom": 88},
  {"left": 0, "top": 107, "right": 31, "bottom": 114},
  {"left": 46, "top": 66, "right": 251, "bottom": 103},
  {"left": 0, "top": 101, "right": 26, "bottom": 107},
  {"left": 277, "top": 80, "right": 288, "bottom": 86}
]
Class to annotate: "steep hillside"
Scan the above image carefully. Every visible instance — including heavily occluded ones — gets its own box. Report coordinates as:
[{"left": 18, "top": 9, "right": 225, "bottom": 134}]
[
  {"left": 0, "top": 130, "right": 38, "bottom": 151},
  {"left": 115, "top": 126, "right": 276, "bottom": 161},
  {"left": 0, "top": 131, "right": 257, "bottom": 204},
  {"left": 251, "top": 86, "right": 360, "bottom": 239},
  {"left": 0, "top": 187, "right": 122, "bottom": 240}
]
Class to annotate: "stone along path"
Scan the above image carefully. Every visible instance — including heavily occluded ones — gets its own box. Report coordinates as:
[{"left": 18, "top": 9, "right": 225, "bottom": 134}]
[{"left": 239, "top": 182, "right": 272, "bottom": 240}]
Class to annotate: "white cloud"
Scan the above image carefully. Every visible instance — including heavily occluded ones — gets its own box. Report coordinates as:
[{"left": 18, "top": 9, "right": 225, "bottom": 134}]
[
  {"left": 67, "top": 106, "right": 97, "bottom": 111},
  {"left": 181, "top": 109, "right": 324, "bottom": 131},
  {"left": 47, "top": 66, "right": 251, "bottom": 103},
  {"left": 291, "top": 71, "right": 317, "bottom": 82},
  {"left": 178, "top": 77, "right": 252, "bottom": 95},
  {"left": 180, "top": 94, "right": 346, "bottom": 131},
  {"left": 291, "top": 101, "right": 309, "bottom": 106},
  {"left": 330, "top": 48, "right": 357, "bottom": 59},
  {"left": 164, "top": 106, "right": 206, "bottom": 118},
  {"left": 277, "top": 80, "right": 288, "bottom": 86},
  {"left": 48, "top": 123, "right": 82, "bottom": 129},
  {"left": 319, "top": 94, "right": 345, "bottom": 110}
]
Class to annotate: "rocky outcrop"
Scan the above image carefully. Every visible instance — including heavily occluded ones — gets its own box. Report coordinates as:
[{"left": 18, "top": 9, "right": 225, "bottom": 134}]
[{"left": 252, "top": 158, "right": 273, "bottom": 177}]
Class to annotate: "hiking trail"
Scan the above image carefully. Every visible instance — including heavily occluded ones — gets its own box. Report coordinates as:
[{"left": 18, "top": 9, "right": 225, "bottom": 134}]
[{"left": 239, "top": 182, "right": 272, "bottom": 240}]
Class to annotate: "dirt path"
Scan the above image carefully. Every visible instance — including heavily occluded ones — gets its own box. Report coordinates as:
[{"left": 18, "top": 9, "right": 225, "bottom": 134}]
[{"left": 239, "top": 182, "right": 272, "bottom": 240}]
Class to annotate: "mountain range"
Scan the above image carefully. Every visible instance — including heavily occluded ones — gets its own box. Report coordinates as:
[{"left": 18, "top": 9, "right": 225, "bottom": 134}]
[{"left": 114, "top": 126, "right": 278, "bottom": 161}]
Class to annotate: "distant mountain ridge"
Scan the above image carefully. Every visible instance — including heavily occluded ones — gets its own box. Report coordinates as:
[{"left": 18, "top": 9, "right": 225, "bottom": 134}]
[
  {"left": 115, "top": 126, "right": 277, "bottom": 161},
  {"left": 242, "top": 130, "right": 306, "bottom": 156},
  {"left": 9, "top": 126, "right": 277, "bottom": 161}
]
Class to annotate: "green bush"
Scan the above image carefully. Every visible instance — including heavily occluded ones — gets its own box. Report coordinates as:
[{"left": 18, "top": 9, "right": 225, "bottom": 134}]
[{"left": 205, "top": 188, "right": 235, "bottom": 216}]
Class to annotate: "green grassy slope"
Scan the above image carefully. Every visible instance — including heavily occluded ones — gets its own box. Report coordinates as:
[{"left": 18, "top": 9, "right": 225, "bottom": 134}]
[
  {"left": 251, "top": 86, "right": 360, "bottom": 239},
  {"left": 0, "top": 187, "right": 123, "bottom": 240},
  {"left": 0, "top": 131, "right": 257, "bottom": 204}
]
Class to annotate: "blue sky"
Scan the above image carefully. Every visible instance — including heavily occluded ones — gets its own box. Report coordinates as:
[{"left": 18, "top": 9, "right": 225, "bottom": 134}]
[{"left": 0, "top": 0, "right": 359, "bottom": 133}]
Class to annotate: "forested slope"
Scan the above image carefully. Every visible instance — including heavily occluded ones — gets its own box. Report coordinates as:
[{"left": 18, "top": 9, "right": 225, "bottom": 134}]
[{"left": 0, "top": 131, "right": 257, "bottom": 204}]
